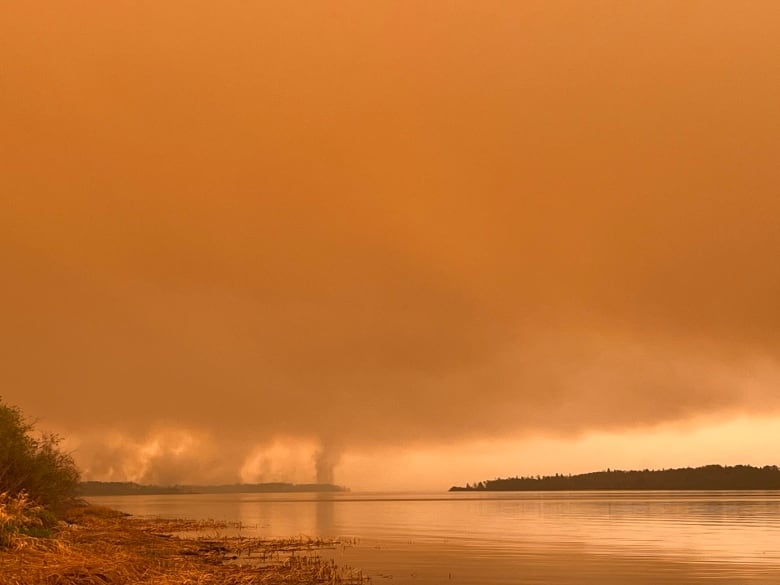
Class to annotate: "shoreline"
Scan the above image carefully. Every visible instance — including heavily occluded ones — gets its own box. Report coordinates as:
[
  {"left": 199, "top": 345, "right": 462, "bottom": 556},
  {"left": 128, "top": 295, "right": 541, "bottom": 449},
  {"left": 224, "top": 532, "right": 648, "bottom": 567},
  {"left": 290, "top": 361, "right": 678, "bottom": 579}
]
[{"left": 0, "top": 501, "right": 368, "bottom": 585}]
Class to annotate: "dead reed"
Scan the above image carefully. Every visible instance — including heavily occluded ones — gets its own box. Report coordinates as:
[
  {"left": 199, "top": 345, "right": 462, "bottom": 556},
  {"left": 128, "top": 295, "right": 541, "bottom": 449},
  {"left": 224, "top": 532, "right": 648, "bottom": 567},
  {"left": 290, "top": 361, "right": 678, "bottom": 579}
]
[
  {"left": 0, "top": 492, "right": 46, "bottom": 548},
  {"left": 0, "top": 502, "right": 369, "bottom": 585}
]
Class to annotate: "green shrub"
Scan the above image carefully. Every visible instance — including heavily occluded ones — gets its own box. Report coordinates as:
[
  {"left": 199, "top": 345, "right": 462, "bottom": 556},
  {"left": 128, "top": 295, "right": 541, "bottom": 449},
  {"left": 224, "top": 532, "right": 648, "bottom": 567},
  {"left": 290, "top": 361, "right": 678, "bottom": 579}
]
[{"left": 0, "top": 398, "right": 80, "bottom": 518}]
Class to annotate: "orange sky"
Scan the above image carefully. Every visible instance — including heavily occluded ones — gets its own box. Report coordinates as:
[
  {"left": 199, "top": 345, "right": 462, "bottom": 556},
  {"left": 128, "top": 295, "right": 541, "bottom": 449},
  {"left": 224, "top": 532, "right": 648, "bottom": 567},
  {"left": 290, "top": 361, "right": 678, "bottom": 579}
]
[{"left": 2, "top": 2, "right": 779, "bottom": 490}]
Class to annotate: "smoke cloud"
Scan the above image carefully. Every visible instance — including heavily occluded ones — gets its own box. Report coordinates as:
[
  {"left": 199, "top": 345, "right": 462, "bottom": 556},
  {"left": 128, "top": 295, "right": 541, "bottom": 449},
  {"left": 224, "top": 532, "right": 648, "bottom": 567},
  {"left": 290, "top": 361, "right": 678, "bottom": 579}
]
[
  {"left": 1, "top": 2, "right": 778, "bottom": 485},
  {"left": 315, "top": 444, "right": 343, "bottom": 486}
]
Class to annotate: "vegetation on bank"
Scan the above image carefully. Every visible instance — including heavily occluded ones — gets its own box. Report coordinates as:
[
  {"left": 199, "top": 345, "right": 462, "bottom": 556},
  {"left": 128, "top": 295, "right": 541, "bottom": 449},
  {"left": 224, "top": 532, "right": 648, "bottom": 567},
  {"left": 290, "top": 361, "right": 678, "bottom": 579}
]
[
  {"left": 0, "top": 398, "right": 80, "bottom": 510},
  {"left": 450, "top": 464, "right": 780, "bottom": 491},
  {"left": 0, "top": 397, "right": 80, "bottom": 543}
]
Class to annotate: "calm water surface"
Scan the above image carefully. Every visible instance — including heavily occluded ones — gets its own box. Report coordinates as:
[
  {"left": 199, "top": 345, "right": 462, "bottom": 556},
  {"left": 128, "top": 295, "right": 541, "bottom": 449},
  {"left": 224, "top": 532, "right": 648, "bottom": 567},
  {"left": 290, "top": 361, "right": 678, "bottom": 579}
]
[{"left": 87, "top": 491, "right": 780, "bottom": 584}]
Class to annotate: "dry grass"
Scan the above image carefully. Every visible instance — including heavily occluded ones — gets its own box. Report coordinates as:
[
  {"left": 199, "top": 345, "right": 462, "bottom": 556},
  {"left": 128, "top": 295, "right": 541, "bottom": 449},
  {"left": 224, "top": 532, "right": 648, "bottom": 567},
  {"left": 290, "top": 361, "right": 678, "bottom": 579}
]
[
  {"left": 0, "top": 492, "right": 48, "bottom": 548},
  {"left": 0, "top": 502, "right": 369, "bottom": 585}
]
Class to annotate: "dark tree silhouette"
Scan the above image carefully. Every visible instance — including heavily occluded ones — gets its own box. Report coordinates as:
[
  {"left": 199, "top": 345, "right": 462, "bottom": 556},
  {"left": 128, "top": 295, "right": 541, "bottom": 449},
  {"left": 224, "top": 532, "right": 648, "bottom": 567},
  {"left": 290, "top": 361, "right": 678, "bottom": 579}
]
[
  {"left": 450, "top": 465, "right": 780, "bottom": 491},
  {"left": 0, "top": 397, "right": 80, "bottom": 514}
]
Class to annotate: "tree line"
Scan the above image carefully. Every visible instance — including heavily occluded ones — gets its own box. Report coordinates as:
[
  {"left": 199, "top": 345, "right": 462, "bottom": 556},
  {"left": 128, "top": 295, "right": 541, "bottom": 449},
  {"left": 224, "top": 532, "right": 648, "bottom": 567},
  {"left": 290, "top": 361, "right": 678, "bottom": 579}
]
[{"left": 450, "top": 465, "right": 780, "bottom": 491}]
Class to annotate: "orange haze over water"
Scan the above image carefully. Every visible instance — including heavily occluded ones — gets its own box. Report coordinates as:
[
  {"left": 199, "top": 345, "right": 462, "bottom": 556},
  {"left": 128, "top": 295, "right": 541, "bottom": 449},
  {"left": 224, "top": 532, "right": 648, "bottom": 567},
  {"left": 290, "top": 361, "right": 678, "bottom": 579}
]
[{"left": 1, "top": 2, "right": 779, "bottom": 490}]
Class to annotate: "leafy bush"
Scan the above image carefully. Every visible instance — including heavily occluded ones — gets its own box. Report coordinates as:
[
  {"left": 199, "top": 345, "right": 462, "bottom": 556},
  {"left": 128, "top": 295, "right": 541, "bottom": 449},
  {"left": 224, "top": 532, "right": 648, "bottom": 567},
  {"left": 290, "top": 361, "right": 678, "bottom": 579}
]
[{"left": 0, "top": 398, "right": 80, "bottom": 518}]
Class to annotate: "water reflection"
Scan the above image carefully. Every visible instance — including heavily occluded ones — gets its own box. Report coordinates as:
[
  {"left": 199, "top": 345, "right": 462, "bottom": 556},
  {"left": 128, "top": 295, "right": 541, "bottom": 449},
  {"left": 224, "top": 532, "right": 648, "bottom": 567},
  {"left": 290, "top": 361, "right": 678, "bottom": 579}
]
[
  {"left": 315, "top": 493, "right": 335, "bottom": 537},
  {"left": 88, "top": 491, "right": 780, "bottom": 584}
]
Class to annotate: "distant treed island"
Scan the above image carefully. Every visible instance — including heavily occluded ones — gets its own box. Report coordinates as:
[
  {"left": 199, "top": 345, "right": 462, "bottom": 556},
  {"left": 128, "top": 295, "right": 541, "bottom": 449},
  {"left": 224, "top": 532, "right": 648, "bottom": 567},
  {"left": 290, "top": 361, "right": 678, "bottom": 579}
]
[
  {"left": 78, "top": 481, "right": 348, "bottom": 496},
  {"left": 450, "top": 465, "right": 780, "bottom": 491}
]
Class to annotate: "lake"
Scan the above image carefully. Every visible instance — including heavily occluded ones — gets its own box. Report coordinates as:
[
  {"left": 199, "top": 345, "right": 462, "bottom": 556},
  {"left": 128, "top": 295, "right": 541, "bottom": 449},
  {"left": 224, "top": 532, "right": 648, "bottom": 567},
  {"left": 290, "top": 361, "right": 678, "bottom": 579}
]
[{"left": 86, "top": 490, "right": 780, "bottom": 584}]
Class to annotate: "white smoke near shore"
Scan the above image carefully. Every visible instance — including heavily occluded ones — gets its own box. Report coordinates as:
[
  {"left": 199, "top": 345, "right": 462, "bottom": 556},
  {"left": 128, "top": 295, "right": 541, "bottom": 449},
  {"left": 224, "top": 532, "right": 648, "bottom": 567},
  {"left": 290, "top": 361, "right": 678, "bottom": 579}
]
[
  {"left": 314, "top": 444, "right": 342, "bottom": 485},
  {"left": 74, "top": 430, "right": 329, "bottom": 486},
  {"left": 240, "top": 439, "right": 321, "bottom": 484},
  {"left": 73, "top": 429, "right": 241, "bottom": 485}
]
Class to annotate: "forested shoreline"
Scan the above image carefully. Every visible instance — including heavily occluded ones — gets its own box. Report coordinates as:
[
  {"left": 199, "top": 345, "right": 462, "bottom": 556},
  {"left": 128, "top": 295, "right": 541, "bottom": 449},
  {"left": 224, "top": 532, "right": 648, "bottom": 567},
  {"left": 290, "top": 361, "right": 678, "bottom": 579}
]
[{"left": 450, "top": 465, "right": 780, "bottom": 491}]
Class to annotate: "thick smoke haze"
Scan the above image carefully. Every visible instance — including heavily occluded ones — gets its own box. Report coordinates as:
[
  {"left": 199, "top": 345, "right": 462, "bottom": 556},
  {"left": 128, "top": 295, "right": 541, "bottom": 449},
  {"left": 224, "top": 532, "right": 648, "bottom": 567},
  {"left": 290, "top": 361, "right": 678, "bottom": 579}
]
[{"left": 1, "top": 2, "right": 778, "bottom": 487}]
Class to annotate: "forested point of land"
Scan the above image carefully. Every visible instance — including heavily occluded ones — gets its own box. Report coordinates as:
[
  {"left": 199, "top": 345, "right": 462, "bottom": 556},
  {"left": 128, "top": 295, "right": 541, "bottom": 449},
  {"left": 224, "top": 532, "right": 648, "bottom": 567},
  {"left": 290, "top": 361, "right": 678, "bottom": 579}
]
[
  {"left": 78, "top": 481, "right": 348, "bottom": 496},
  {"left": 450, "top": 465, "right": 780, "bottom": 491}
]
